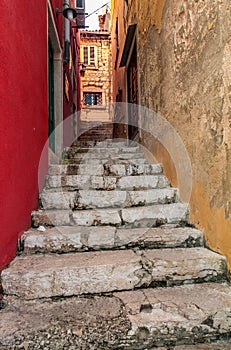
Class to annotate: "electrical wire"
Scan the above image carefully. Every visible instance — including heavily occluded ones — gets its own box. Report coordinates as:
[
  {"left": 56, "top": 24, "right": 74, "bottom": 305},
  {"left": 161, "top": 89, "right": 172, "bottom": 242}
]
[{"left": 85, "top": 2, "right": 110, "bottom": 19}]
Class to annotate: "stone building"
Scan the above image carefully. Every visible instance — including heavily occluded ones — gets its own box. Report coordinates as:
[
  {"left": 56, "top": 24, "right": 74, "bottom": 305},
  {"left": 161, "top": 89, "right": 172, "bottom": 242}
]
[
  {"left": 80, "top": 26, "right": 113, "bottom": 122},
  {"left": 111, "top": 0, "right": 231, "bottom": 268}
]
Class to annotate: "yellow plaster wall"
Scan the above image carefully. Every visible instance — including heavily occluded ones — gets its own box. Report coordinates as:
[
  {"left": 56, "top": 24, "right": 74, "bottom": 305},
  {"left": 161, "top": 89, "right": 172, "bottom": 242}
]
[
  {"left": 137, "top": 0, "right": 231, "bottom": 269},
  {"left": 191, "top": 183, "right": 231, "bottom": 270},
  {"left": 111, "top": 0, "right": 231, "bottom": 269}
]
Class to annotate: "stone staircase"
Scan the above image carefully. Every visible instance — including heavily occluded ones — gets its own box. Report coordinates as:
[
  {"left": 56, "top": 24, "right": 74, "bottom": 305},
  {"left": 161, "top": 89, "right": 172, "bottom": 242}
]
[
  {"left": 78, "top": 121, "right": 113, "bottom": 143},
  {"left": 1, "top": 140, "right": 231, "bottom": 349}
]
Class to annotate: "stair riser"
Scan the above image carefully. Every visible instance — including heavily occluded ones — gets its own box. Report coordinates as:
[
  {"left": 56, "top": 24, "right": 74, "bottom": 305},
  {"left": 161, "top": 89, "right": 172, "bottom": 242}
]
[
  {"left": 45, "top": 175, "right": 169, "bottom": 191},
  {"left": 2, "top": 249, "right": 227, "bottom": 300},
  {"left": 63, "top": 153, "right": 145, "bottom": 162},
  {"left": 62, "top": 158, "right": 148, "bottom": 166},
  {"left": 22, "top": 226, "right": 204, "bottom": 254},
  {"left": 32, "top": 203, "right": 189, "bottom": 228},
  {"left": 48, "top": 163, "right": 163, "bottom": 176},
  {"left": 40, "top": 189, "right": 178, "bottom": 210},
  {"left": 73, "top": 141, "right": 127, "bottom": 147},
  {"left": 66, "top": 146, "right": 140, "bottom": 154}
]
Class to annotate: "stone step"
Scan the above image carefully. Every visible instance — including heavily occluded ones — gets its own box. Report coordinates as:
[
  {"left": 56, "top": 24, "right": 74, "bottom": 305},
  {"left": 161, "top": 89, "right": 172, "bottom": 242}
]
[
  {"left": 40, "top": 188, "right": 178, "bottom": 210},
  {"left": 79, "top": 128, "right": 113, "bottom": 135},
  {"left": 93, "top": 140, "right": 129, "bottom": 147},
  {"left": 68, "top": 146, "right": 141, "bottom": 154},
  {"left": 48, "top": 163, "right": 163, "bottom": 176},
  {"left": 1, "top": 284, "right": 231, "bottom": 349},
  {"left": 32, "top": 203, "right": 189, "bottom": 227},
  {"left": 2, "top": 248, "right": 227, "bottom": 300},
  {"left": 45, "top": 174, "right": 169, "bottom": 190},
  {"left": 72, "top": 140, "right": 97, "bottom": 147},
  {"left": 74, "top": 140, "right": 128, "bottom": 148},
  {"left": 62, "top": 157, "right": 148, "bottom": 166},
  {"left": 21, "top": 225, "right": 204, "bottom": 254},
  {"left": 172, "top": 345, "right": 231, "bottom": 350},
  {"left": 63, "top": 152, "right": 146, "bottom": 162}
]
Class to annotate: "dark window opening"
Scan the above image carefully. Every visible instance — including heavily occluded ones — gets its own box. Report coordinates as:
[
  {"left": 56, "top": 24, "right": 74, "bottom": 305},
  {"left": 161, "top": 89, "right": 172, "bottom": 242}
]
[
  {"left": 83, "top": 92, "right": 102, "bottom": 106},
  {"left": 76, "top": 0, "right": 84, "bottom": 9}
]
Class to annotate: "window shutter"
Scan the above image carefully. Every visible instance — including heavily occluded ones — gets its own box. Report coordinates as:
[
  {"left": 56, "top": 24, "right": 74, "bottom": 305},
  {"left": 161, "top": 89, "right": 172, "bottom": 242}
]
[
  {"left": 89, "top": 47, "right": 95, "bottom": 66},
  {"left": 83, "top": 47, "right": 88, "bottom": 65}
]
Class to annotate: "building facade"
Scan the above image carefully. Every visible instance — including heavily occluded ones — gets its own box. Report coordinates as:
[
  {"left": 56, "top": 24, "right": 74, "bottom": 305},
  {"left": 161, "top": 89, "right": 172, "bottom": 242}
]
[
  {"left": 80, "top": 28, "right": 113, "bottom": 122},
  {"left": 0, "top": 0, "right": 83, "bottom": 269},
  {"left": 111, "top": 0, "right": 231, "bottom": 268}
]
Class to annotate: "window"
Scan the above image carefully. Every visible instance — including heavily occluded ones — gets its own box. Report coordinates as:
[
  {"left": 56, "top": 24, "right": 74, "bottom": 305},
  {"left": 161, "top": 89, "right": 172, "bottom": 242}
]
[
  {"left": 83, "top": 92, "right": 102, "bottom": 106},
  {"left": 114, "top": 17, "right": 119, "bottom": 69},
  {"left": 76, "top": 0, "right": 84, "bottom": 9},
  {"left": 83, "top": 46, "right": 97, "bottom": 67}
]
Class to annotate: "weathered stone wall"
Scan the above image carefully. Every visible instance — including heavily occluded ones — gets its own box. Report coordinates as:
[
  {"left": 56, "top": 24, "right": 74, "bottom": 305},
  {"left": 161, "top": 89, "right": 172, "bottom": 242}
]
[
  {"left": 80, "top": 32, "right": 113, "bottom": 121},
  {"left": 111, "top": 0, "right": 231, "bottom": 268}
]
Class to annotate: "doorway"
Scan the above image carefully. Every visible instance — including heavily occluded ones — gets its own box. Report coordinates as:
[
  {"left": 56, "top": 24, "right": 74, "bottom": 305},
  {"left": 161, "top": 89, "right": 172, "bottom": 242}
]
[
  {"left": 48, "top": 38, "right": 55, "bottom": 152},
  {"left": 127, "top": 41, "right": 139, "bottom": 141}
]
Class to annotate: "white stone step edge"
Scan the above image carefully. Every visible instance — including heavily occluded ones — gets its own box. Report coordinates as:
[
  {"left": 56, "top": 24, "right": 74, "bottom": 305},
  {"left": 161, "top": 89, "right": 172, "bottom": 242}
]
[
  {"left": 20, "top": 225, "right": 204, "bottom": 254},
  {"left": 48, "top": 163, "right": 163, "bottom": 176},
  {"left": 39, "top": 188, "right": 179, "bottom": 210},
  {"left": 32, "top": 203, "right": 190, "bottom": 228},
  {"left": 1, "top": 248, "right": 227, "bottom": 300},
  {"left": 45, "top": 174, "right": 169, "bottom": 191}
]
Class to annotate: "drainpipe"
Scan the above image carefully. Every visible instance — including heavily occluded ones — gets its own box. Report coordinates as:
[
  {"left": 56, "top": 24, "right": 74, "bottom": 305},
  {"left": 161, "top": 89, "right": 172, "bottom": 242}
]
[{"left": 63, "top": 0, "right": 72, "bottom": 64}]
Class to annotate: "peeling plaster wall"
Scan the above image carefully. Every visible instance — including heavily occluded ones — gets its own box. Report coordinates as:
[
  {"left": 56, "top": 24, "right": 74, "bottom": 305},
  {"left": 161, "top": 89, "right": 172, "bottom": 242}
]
[
  {"left": 111, "top": 0, "right": 231, "bottom": 268},
  {"left": 136, "top": 0, "right": 231, "bottom": 268}
]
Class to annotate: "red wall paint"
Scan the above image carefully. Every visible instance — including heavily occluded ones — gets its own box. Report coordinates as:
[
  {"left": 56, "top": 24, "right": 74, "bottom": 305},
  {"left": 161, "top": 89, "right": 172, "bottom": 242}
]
[
  {"left": 63, "top": 29, "right": 81, "bottom": 146},
  {"left": 51, "top": 0, "right": 81, "bottom": 144},
  {"left": 0, "top": 1, "right": 48, "bottom": 269},
  {"left": 51, "top": 0, "right": 64, "bottom": 43}
]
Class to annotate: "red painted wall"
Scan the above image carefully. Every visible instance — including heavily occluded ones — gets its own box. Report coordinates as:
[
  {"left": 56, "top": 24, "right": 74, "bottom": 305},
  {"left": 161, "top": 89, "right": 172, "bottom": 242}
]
[
  {"left": 0, "top": 1, "right": 48, "bottom": 269},
  {"left": 63, "top": 29, "right": 81, "bottom": 146},
  {"left": 51, "top": 0, "right": 81, "bottom": 144},
  {"left": 51, "top": 0, "right": 64, "bottom": 42}
]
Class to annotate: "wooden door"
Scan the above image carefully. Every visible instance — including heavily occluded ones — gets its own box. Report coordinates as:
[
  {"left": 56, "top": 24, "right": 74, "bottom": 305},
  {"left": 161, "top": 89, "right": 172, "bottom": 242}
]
[{"left": 127, "top": 42, "right": 139, "bottom": 141}]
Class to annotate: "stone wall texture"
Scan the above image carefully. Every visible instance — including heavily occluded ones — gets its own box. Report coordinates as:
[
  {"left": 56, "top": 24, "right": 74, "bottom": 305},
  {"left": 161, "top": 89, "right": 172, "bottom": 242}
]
[
  {"left": 80, "top": 32, "right": 113, "bottom": 121},
  {"left": 111, "top": 0, "right": 231, "bottom": 268}
]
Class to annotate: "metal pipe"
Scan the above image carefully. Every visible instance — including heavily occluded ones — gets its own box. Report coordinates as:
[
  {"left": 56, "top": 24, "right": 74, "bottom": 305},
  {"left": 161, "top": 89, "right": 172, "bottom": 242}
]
[{"left": 64, "top": 1, "right": 71, "bottom": 64}]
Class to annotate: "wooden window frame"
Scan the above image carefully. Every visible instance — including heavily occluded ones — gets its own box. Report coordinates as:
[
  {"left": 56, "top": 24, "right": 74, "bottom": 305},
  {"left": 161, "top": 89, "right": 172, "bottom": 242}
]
[{"left": 82, "top": 45, "right": 98, "bottom": 68}]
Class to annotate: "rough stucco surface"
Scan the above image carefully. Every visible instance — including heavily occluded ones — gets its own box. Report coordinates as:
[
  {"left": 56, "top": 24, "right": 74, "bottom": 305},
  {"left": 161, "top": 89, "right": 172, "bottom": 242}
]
[{"left": 132, "top": 0, "right": 231, "bottom": 268}]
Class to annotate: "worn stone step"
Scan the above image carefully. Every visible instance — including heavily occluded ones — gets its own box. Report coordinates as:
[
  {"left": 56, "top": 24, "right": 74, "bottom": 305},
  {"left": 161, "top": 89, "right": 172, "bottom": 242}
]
[
  {"left": 1, "top": 284, "right": 231, "bottom": 349},
  {"left": 68, "top": 146, "right": 141, "bottom": 154},
  {"left": 45, "top": 173, "right": 167, "bottom": 191},
  {"left": 63, "top": 152, "right": 146, "bottom": 163},
  {"left": 50, "top": 163, "right": 106, "bottom": 176},
  {"left": 72, "top": 140, "right": 97, "bottom": 147},
  {"left": 64, "top": 150, "right": 144, "bottom": 158},
  {"left": 62, "top": 157, "right": 148, "bottom": 166},
  {"left": 48, "top": 163, "right": 163, "bottom": 176},
  {"left": 2, "top": 248, "right": 227, "bottom": 300},
  {"left": 73, "top": 139, "right": 127, "bottom": 147},
  {"left": 172, "top": 344, "right": 231, "bottom": 350},
  {"left": 21, "top": 225, "right": 204, "bottom": 254},
  {"left": 95, "top": 140, "right": 129, "bottom": 147},
  {"left": 32, "top": 203, "right": 189, "bottom": 227},
  {"left": 40, "top": 188, "right": 178, "bottom": 210}
]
